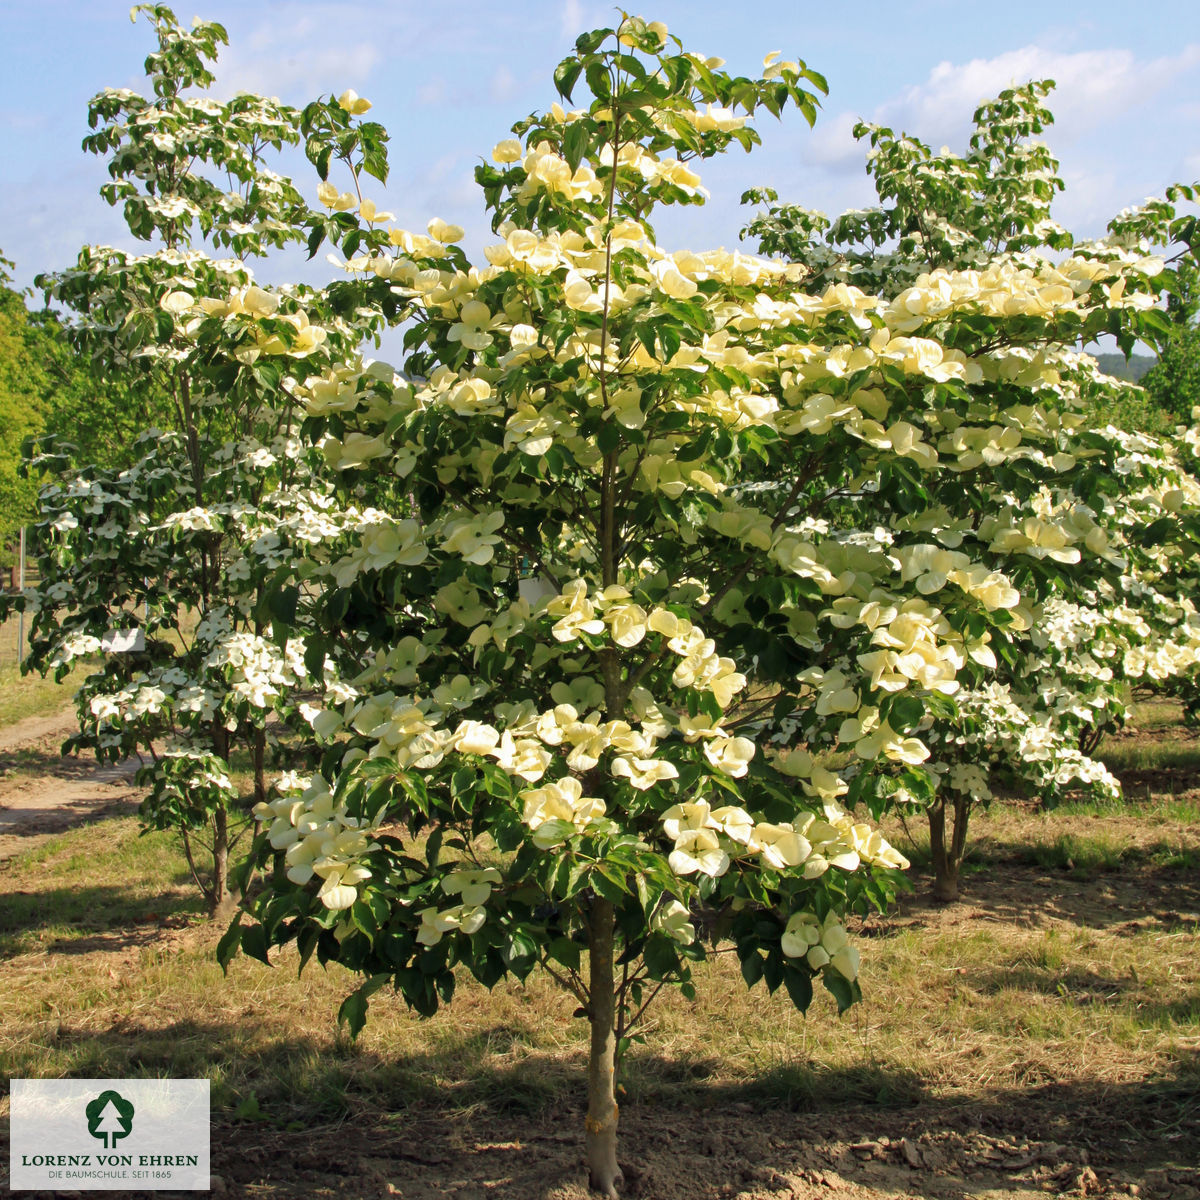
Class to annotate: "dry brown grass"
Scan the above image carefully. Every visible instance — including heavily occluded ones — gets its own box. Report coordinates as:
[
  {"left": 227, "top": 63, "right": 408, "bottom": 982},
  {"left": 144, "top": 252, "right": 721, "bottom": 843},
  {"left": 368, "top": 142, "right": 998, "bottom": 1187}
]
[{"left": 1, "top": 801, "right": 1197, "bottom": 1136}]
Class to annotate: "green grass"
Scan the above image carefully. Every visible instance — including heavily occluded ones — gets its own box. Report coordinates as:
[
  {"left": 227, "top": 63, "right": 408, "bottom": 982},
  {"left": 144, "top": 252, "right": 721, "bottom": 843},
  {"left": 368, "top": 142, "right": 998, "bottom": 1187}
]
[
  {"left": 901, "top": 808, "right": 1200, "bottom": 881},
  {"left": 0, "top": 662, "right": 76, "bottom": 728},
  {"left": 1122, "top": 698, "right": 1186, "bottom": 730},
  {"left": 0, "top": 818, "right": 201, "bottom": 958},
  {"left": 1022, "top": 830, "right": 1130, "bottom": 877},
  {"left": 1053, "top": 792, "right": 1200, "bottom": 822},
  {"left": 1093, "top": 696, "right": 1200, "bottom": 776},
  {"left": 1099, "top": 739, "right": 1200, "bottom": 774}
]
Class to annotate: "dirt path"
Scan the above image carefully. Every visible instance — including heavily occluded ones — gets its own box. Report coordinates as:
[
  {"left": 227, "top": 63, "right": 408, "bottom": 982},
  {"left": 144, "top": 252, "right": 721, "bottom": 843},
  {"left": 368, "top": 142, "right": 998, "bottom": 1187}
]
[
  {"left": 0, "top": 708, "right": 77, "bottom": 754},
  {"left": 0, "top": 708, "right": 141, "bottom": 862}
]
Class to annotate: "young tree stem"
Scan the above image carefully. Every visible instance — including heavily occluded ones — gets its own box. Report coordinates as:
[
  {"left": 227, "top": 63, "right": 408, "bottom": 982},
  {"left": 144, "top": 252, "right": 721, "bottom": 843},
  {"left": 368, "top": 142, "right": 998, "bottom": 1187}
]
[{"left": 586, "top": 897, "right": 622, "bottom": 1198}]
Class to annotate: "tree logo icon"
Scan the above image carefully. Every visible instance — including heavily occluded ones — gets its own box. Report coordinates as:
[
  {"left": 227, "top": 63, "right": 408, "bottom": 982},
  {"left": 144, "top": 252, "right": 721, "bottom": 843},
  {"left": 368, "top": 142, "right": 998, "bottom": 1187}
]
[{"left": 85, "top": 1090, "right": 135, "bottom": 1149}]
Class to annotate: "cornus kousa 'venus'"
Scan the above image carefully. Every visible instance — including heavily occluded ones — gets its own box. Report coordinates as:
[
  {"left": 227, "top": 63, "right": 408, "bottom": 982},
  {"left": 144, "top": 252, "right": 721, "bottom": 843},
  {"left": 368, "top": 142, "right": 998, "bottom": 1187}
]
[{"left": 124, "top": 14, "right": 1194, "bottom": 1198}]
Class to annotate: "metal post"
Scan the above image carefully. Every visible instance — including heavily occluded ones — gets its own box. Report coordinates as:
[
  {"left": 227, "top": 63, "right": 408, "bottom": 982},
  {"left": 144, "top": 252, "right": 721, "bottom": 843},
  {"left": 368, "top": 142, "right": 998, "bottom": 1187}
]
[{"left": 17, "top": 527, "right": 25, "bottom": 659}]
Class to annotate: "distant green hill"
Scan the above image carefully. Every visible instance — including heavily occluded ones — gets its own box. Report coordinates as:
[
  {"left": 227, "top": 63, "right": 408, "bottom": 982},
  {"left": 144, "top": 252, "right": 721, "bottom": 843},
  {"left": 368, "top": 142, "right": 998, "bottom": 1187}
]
[{"left": 1093, "top": 353, "right": 1155, "bottom": 382}]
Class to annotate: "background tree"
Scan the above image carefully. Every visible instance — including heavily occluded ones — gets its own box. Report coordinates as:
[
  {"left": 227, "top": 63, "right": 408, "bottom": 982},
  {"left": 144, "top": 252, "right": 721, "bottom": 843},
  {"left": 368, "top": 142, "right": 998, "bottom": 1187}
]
[
  {"left": 0, "top": 255, "right": 51, "bottom": 558},
  {"left": 741, "top": 83, "right": 1200, "bottom": 901},
  {"left": 10, "top": 5, "right": 372, "bottom": 914},
  {"left": 0, "top": 251, "right": 175, "bottom": 572},
  {"left": 742, "top": 80, "right": 1071, "bottom": 295},
  {"left": 1141, "top": 254, "right": 1200, "bottom": 423}
]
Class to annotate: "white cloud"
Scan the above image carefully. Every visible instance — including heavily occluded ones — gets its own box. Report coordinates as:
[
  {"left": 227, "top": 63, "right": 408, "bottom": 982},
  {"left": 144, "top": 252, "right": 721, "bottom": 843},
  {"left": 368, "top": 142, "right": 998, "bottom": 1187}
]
[
  {"left": 810, "top": 42, "right": 1200, "bottom": 175},
  {"left": 208, "top": 6, "right": 393, "bottom": 102},
  {"left": 0, "top": 112, "right": 48, "bottom": 133},
  {"left": 213, "top": 42, "right": 381, "bottom": 103},
  {"left": 0, "top": 160, "right": 129, "bottom": 291},
  {"left": 807, "top": 111, "right": 869, "bottom": 169},
  {"left": 560, "top": 0, "right": 612, "bottom": 43},
  {"left": 1054, "top": 164, "right": 1121, "bottom": 235},
  {"left": 417, "top": 78, "right": 449, "bottom": 108},
  {"left": 882, "top": 43, "right": 1200, "bottom": 144},
  {"left": 561, "top": 0, "right": 584, "bottom": 41}
]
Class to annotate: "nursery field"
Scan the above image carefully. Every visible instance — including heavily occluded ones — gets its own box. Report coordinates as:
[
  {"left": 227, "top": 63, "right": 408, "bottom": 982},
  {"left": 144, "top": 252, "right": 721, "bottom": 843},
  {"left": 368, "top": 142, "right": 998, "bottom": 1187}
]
[{"left": 0, "top": 690, "right": 1197, "bottom": 1200}]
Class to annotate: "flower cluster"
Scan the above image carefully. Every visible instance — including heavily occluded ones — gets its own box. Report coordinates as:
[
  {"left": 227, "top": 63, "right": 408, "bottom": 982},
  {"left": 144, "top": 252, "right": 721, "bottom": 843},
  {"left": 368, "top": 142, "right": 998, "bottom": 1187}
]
[
  {"left": 780, "top": 912, "right": 860, "bottom": 981},
  {"left": 660, "top": 798, "right": 907, "bottom": 880},
  {"left": 253, "top": 775, "right": 382, "bottom": 911}
]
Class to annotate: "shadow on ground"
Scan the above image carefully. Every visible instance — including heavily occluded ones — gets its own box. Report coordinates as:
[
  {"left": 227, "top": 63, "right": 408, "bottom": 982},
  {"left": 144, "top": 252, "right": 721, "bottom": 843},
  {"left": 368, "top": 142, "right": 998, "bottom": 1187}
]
[
  {"left": 1, "top": 1017, "right": 1196, "bottom": 1199},
  {"left": 884, "top": 857, "right": 1200, "bottom": 936},
  {"left": 0, "top": 879, "right": 199, "bottom": 957}
]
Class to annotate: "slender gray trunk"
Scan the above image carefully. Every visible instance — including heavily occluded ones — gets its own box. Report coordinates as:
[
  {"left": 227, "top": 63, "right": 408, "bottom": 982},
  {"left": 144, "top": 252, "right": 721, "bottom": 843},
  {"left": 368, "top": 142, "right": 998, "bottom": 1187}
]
[
  {"left": 253, "top": 726, "right": 266, "bottom": 807},
  {"left": 210, "top": 804, "right": 235, "bottom": 920},
  {"left": 586, "top": 898, "right": 621, "bottom": 1198}
]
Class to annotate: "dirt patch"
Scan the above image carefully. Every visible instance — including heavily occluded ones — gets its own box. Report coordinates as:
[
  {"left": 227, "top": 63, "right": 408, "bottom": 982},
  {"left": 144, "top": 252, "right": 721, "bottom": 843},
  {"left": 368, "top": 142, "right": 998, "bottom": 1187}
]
[
  {"left": 14, "top": 1087, "right": 1195, "bottom": 1200},
  {"left": 251, "top": 1091, "right": 1195, "bottom": 1200},
  {"left": 0, "top": 708, "right": 77, "bottom": 755},
  {"left": 0, "top": 708, "right": 140, "bottom": 861}
]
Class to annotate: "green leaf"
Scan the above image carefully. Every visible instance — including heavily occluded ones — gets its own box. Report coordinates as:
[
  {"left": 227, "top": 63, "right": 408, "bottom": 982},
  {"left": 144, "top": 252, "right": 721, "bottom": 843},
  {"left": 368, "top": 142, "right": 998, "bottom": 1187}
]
[
  {"left": 338, "top": 974, "right": 390, "bottom": 1038},
  {"left": 782, "top": 966, "right": 813, "bottom": 1013},
  {"left": 589, "top": 865, "right": 629, "bottom": 903},
  {"left": 216, "top": 914, "right": 243, "bottom": 973},
  {"left": 822, "top": 970, "right": 858, "bottom": 1014},
  {"left": 596, "top": 419, "right": 621, "bottom": 455},
  {"left": 675, "top": 430, "right": 712, "bottom": 463},
  {"left": 240, "top": 924, "right": 272, "bottom": 968},
  {"left": 555, "top": 59, "right": 584, "bottom": 101},
  {"left": 269, "top": 584, "right": 300, "bottom": 627},
  {"left": 662, "top": 55, "right": 693, "bottom": 95},
  {"left": 642, "top": 934, "right": 679, "bottom": 980},
  {"left": 762, "top": 951, "right": 784, "bottom": 995},
  {"left": 305, "top": 223, "right": 326, "bottom": 260},
  {"left": 562, "top": 120, "right": 590, "bottom": 173},
  {"left": 740, "top": 949, "right": 765, "bottom": 988},
  {"left": 887, "top": 693, "right": 925, "bottom": 733},
  {"left": 574, "top": 28, "right": 611, "bottom": 56},
  {"left": 547, "top": 935, "right": 582, "bottom": 972},
  {"left": 585, "top": 61, "right": 611, "bottom": 101},
  {"left": 802, "top": 67, "right": 829, "bottom": 96}
]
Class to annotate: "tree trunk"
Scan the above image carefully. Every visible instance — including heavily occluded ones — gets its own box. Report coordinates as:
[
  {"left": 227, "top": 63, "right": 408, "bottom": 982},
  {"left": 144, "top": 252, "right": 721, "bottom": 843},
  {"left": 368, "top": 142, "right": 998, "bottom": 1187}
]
[
  {"left": 586, "top": 898, "right": 622, "bottom": 1198},
  {"left": 210, "top": 804, "right": 235, "bottom": 920},
  {"left": 927, "top": 794, "right": 971, "bottom": 902},
  {"left": 253, "top": 727, "right": 266, "bottom": 807}
]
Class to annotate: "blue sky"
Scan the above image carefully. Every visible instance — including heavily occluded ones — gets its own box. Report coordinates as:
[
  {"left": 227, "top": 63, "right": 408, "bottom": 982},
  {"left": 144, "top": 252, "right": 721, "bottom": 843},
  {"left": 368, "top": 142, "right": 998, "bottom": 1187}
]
[{"left": 2, "top": 0, "right": 1198, "bottom": 298}]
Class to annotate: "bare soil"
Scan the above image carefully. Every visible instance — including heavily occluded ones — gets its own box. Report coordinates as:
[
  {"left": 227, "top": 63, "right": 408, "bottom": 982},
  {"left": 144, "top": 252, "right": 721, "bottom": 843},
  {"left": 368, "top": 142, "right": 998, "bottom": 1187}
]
[
  {"left": 199, "top": 1092, "right": 1197, "bottom": 1200},
  {"left": 0, "top": 709, "right": 140, "bottom": 861}
]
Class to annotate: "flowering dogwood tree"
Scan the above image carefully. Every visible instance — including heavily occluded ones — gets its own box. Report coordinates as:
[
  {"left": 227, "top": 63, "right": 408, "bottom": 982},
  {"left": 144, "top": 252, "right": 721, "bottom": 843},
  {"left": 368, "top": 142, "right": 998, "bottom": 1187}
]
[
  {"left": 9, "top": 6, "right": 374, "bottom": 914},
  {"left": 742, "top": 83, "right": 1200, "bottom": 899},
  {"left": 207, "top": 19, "right": 1200, "bottom": 1193}
]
